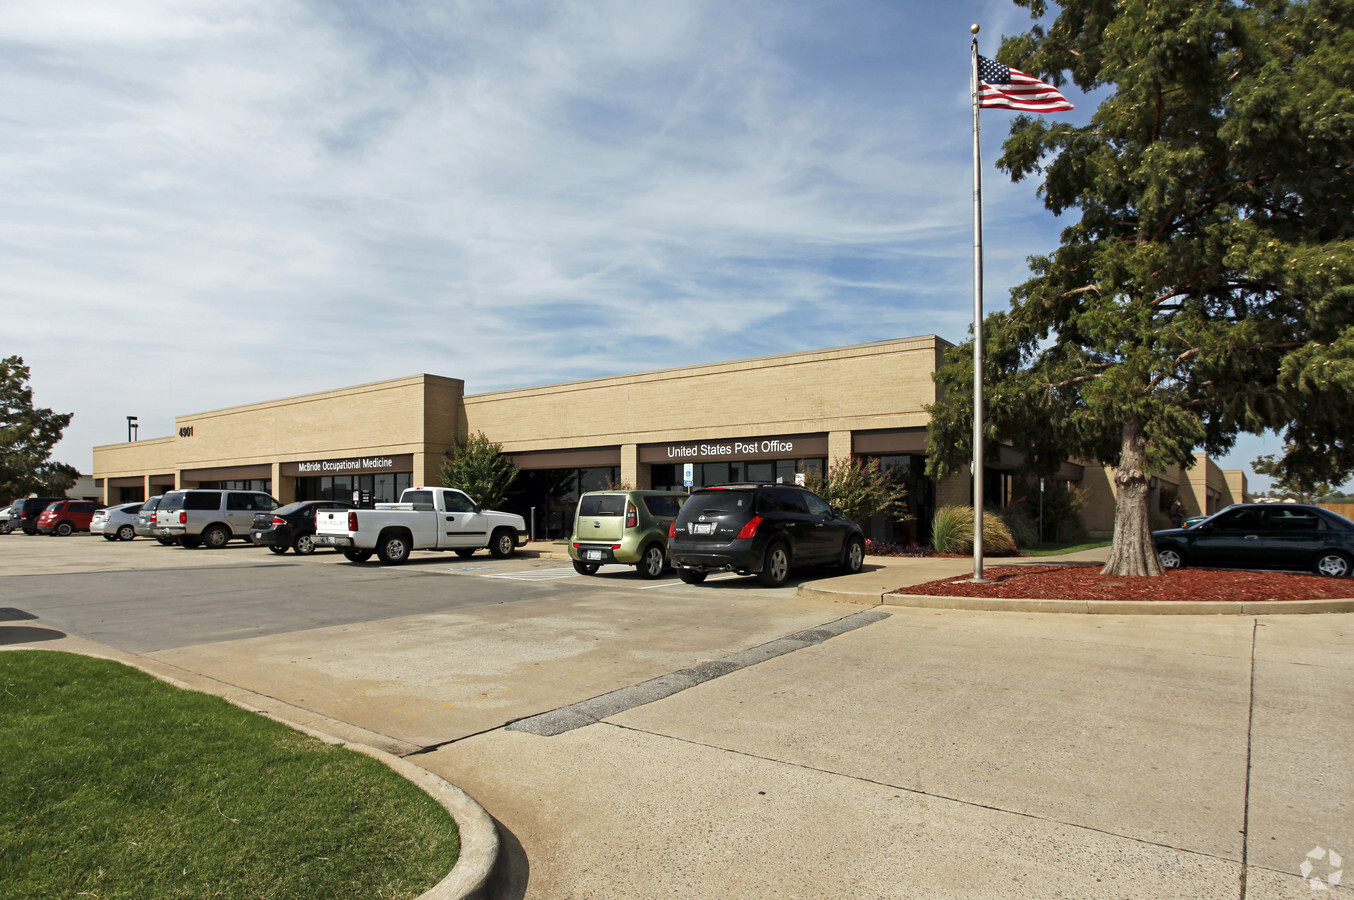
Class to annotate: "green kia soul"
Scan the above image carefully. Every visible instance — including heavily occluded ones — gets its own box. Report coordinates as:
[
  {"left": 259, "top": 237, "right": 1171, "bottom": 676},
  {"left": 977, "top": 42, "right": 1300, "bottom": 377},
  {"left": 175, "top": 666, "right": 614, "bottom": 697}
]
[{"left": 568, "top": 490, "right": 689, "bottom": 579}]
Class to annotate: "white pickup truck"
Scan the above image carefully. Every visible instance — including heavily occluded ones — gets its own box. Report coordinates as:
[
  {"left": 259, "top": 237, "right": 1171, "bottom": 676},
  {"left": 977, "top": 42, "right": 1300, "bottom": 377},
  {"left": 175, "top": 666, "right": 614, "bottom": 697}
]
[{"left": 313, "top": 486, "right": 527, "bottom": 565}]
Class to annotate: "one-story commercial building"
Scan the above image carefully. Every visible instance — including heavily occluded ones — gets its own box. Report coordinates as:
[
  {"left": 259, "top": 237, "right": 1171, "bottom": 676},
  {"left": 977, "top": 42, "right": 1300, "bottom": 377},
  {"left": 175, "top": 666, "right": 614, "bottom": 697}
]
[{"left": 91, "top": 335, "right": 1248, "bottom": 543}]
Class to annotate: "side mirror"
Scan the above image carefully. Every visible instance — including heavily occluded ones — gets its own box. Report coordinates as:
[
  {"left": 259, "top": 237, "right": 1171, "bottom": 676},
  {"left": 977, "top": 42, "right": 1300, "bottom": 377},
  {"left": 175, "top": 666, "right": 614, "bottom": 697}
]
[{"left": 830, "top": 506, "right": 843, "bottom": 518}]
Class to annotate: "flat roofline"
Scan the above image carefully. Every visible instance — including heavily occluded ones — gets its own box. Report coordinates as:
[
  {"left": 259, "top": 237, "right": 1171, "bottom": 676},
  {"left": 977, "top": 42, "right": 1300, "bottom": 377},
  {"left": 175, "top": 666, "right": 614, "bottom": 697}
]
[
  {"left": 96, "top": 334, "right": 952, "bottom": 446},
  {"left": 465, "top": 334, "right": 954, "bottom": 401}
]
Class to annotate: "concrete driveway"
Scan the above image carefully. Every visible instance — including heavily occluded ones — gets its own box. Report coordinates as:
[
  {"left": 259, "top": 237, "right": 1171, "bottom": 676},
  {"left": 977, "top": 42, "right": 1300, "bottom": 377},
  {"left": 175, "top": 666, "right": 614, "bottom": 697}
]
[{"left": 2, "top": 535, "right": 1351, "bottom": 898}]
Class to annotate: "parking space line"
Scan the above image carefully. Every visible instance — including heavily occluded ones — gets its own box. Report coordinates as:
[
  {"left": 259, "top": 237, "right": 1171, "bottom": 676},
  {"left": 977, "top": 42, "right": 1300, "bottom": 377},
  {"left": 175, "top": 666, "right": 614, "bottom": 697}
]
[{"left": 639, "top": 573, "right": 744, "bottom": 589}]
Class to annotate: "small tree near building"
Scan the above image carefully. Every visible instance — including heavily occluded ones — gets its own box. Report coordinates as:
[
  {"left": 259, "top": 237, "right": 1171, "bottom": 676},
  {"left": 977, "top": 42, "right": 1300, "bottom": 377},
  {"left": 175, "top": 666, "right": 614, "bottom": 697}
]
[
  {"left": 438, "top": 431, "right": 520, "bottom": 511},
  {"left": 804, "top": 457, "right": 907, "bottom": 528},
  {"left": 0, "top": 356, "right": 80, "bottom": 501}
]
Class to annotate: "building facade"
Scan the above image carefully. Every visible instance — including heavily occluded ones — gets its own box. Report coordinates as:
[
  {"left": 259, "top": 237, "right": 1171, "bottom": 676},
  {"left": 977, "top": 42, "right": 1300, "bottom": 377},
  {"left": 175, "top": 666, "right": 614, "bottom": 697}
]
[{"left": 91, "top": 335, "right": 1247, "bottom": 543}]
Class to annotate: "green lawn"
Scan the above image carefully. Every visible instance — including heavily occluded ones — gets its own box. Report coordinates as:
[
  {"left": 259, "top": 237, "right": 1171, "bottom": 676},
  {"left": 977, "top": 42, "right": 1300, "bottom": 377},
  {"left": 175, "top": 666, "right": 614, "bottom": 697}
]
[
  {"left": 0, "top": 650, "right": 459, "bottom": 900},
  {"left": 1023, "top": 541, "right": 1112, "bottom": 557}
]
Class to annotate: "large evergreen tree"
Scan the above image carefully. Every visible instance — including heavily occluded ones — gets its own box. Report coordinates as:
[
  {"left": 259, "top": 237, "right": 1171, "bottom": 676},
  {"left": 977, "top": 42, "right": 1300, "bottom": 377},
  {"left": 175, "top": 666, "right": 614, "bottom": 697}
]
[
  {"left": 0, "top": 356, "right": 80, "bottom": 501},
  {"left": 927, "top": 0, "right": 1354, "bottom": 576}
]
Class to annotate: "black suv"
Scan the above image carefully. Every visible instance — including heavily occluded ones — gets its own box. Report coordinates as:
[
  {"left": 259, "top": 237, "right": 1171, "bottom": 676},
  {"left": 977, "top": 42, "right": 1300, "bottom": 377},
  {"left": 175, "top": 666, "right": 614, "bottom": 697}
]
[{"left": 667, "top": 483, "right": 866, "bottom": 587}]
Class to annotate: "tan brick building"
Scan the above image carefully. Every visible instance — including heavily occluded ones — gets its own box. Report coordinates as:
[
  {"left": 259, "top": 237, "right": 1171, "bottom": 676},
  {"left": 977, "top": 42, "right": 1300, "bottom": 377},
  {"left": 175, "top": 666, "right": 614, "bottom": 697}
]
[{"left": 91, "top": 334, "right": 1247, "bottom": 542}]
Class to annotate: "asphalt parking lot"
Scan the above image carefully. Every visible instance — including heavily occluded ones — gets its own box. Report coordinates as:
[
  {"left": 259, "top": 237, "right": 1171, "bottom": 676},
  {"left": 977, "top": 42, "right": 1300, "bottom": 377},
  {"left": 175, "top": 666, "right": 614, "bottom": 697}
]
[{"left": 3, "top": 532, "right": 1353, "bottom": 899}]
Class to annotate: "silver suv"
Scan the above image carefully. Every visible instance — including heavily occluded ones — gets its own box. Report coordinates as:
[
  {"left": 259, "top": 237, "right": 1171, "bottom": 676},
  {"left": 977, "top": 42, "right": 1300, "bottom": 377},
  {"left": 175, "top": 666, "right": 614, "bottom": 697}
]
[{"left": 155, "top": 489, "right": 278, "bottom": 548}]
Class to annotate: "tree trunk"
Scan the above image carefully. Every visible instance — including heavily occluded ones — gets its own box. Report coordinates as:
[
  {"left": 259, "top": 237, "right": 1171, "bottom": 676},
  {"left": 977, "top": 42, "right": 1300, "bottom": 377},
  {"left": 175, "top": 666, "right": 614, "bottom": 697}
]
[{"left": 1101, "top": 419, "right": 1164, "bottom": 577}]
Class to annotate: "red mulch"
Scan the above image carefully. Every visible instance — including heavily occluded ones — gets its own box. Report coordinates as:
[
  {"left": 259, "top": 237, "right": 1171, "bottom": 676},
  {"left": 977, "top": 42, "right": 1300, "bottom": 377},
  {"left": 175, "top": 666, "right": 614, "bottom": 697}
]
[{"left": 900, "top": 564, "right": 1354, "bottom": 603}]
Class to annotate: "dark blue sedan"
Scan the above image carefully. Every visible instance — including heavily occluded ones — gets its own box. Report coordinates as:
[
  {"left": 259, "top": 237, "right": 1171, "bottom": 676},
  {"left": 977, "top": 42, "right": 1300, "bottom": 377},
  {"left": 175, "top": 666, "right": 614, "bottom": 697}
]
[{"left": 1153, "top": 503, "right": 1354, "bottom": 577}]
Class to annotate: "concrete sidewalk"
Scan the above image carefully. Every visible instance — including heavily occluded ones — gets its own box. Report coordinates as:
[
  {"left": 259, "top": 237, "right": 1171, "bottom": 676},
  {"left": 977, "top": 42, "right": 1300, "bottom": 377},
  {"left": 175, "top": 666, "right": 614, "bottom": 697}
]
[
  {"left": 429, "top": 604, "right": 1353, "bottom": 899},
  {"left": 448, "top": 544, "right": 1354, "bottom": 899}
]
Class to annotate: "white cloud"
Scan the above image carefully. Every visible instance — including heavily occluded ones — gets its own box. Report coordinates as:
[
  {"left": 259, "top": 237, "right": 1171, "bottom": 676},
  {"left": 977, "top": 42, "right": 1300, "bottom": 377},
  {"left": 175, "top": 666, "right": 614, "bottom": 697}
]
[{"left": 1, "top": 0, "right": 1290, "bottom": 487}]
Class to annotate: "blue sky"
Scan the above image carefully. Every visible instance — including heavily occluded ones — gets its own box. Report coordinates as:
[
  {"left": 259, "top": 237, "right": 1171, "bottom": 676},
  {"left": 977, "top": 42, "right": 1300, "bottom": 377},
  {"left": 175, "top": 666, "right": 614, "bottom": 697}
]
[{"left": 2, "top": 0, "right": 1292, "bottom": 489}]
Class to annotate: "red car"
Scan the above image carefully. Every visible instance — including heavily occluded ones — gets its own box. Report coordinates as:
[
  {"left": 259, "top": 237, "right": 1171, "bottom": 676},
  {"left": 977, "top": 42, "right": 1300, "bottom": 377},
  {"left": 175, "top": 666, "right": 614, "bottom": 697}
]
[{"left": 36, "top": 500, "right": 101, "bottom": 536}]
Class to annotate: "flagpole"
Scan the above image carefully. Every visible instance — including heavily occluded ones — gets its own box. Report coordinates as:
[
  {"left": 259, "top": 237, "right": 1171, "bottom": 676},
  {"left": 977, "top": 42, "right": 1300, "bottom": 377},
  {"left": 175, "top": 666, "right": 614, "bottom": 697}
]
[{"left": 970, "top": 25, "right": 986, "bottom": 582}]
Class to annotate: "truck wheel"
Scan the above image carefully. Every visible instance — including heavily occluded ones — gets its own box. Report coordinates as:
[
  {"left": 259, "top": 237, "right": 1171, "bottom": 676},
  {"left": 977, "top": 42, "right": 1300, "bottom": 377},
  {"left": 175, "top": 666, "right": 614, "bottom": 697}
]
[
  {"left": 343, "top": 549, "right": 373, "bottom": 563},
  {"left": 156, "top": 536, "right": 177, "bottom": 546},
  {"left": 202, "top": 525, "right": 230, "bottom": 549},
  {"left": 489, "top": 528, "right": 517, "bottom": 559},
  {"left": 637, "top": 544, "right": 666, "bottom": 579},
  {"left": 179, "top": 536, "right": 202, "bottom": 548},
  {"left": 455, "top": 548, "right": 476, "bottom": 559},
  {"left": 377, "top": 532, "right": 411, "bottom": 565}
]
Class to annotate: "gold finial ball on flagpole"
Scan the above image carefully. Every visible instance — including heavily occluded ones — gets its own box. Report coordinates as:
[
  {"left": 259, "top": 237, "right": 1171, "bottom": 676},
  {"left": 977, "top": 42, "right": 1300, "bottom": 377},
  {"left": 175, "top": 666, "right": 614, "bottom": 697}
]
[{"left": 971, "top": 24, "right": 980, "bottom": 34}]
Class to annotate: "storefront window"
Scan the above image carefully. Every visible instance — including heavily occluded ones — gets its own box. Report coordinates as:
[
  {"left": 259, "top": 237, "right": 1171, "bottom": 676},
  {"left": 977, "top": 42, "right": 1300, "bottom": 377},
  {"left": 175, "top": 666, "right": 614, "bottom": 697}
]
[
  {"left": 650, "top": 458, "right": 825, "bottom": 492},
  {"left": 861, "top": 455, "right": 934, "bottom": 547},
  {"left": 505, "top": 466, "right": 621, "bottom": 540},
  {"left": 197, "top": 479, "right": 272, "bottom": 494},
  {"left": 295, "top": 472, "right": 412, "bottom": 506}
]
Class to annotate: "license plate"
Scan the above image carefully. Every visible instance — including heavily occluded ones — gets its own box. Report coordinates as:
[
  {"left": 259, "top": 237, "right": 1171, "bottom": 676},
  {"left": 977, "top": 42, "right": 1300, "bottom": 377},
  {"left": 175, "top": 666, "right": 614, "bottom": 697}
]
[
  {"left": 690, "top": 523, "right": 714, "bottom": 535},
  {"left": 586, "top": 550, "right": 602, "bottom": 560}
]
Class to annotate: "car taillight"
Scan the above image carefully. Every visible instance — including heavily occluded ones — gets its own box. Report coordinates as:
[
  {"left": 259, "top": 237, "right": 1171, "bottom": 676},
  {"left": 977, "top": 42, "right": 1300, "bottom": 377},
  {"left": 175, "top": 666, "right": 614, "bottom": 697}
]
[
  {"left": 626, "top": 503, "right": 638, "bottom": 528},
  {"left": 736, "top": 516, "right": 762, "bottom": 540},
  {"left": 669, "top": 522, "right": 676, "bottom": 537},
  {"left": 272, "top": 517, "right": 286, "bottom": 525},
  {"left": 179, "top": 511, "right": 187, "bottom": 525},
  {"left": 348, "top": 511, "right": 358, "bottom": 531}
]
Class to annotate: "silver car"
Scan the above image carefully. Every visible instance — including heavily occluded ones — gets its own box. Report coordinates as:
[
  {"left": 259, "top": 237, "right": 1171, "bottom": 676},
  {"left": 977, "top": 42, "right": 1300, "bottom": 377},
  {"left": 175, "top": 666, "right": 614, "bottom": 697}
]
[
  {"left": 155, "top": 489, "right": 278, "bottom": 548},
  {"left": 91, "top": 502, "right": 145, "bottom": 542},
  {"left": 134, "top": 495, "right": 175, "bottom": 543},
  {"left": 0, "top": 503, "right": 16, "bottom": 534}
]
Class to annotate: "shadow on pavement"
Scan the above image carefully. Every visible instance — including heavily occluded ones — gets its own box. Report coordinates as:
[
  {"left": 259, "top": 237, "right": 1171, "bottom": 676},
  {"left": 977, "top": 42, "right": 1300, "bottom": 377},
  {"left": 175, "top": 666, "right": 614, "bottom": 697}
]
[
  {"left": 0, "top": 608, "right": 39, "bottom": 621},
  {"left": 0, "top": 626, "right": 68, "bottom": 644},
  {"left": 486, "top": 819, "right": 529, "bottom": 900}
]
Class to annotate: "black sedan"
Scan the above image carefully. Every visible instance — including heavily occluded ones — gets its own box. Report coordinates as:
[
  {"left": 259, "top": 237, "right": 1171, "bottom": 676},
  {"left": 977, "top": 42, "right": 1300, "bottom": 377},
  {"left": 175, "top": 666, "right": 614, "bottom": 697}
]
[
  {"left": 251, "top": 501, "right": 354, "bottom": 555},
  {"left": 1153, "top": 503, "right": 1354, "bottom": 577}
]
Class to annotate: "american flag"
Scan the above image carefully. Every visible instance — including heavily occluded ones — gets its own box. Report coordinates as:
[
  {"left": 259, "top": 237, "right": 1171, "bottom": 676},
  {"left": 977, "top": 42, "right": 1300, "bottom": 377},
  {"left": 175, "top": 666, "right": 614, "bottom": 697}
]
[{"left": 978, "top": 56, "right": 1073, "bottom": 113}]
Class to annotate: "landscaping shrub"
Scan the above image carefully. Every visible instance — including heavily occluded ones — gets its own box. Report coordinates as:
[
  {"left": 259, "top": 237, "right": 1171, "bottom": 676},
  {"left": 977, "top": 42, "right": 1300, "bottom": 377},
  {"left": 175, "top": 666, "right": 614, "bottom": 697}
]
[
  {"left": 929, "top": 505, "right": 1018, "bottom": 555},
  {"left": 999, "top": 508, "right": 1039, "bottom": 549},
  {"left": 864, "top": 539, "right": 934, "bottom": 557}
]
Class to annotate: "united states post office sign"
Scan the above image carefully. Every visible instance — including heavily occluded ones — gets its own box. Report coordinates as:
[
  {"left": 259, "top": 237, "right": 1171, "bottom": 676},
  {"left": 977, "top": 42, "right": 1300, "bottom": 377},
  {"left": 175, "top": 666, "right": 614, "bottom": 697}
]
[
  {"left": 279, "top": 454, "right": 413, "bottom": 477},
  {"left": 638, "top": 434, "right": 827, "bottom": 464}
]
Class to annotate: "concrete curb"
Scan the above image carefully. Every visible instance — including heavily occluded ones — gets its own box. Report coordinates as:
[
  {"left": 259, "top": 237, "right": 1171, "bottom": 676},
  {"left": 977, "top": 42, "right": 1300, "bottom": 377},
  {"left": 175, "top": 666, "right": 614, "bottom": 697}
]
[
  {"left": 1, "top": 646, "right": 498, "bottom": 900},
  {"left": 346, "top": 745, "right": 499, "bottom": 900},
  {"left": 797, "top": 588, "right": 1354, "bottom": 615}
]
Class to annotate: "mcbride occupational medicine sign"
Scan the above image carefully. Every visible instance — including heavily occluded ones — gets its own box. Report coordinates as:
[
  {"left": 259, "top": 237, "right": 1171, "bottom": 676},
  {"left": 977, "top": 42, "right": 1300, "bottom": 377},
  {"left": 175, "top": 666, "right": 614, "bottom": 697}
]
[{"left": 279, "top": 454, "right": 413, "bottom": 477}]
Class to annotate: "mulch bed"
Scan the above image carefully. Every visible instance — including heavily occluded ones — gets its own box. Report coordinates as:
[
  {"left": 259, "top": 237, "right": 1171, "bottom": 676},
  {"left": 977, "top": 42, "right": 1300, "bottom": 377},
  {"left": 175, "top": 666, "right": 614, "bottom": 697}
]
[{"left": 899, "top": 564, "right": 1354, "bottom": 603}]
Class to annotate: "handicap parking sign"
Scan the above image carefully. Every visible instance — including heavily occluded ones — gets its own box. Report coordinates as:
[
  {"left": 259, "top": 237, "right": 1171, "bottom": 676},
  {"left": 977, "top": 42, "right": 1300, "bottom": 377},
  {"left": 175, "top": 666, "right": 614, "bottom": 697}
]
[{"left": 683, "top": 463, "right": 693, "bottom": 487}]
